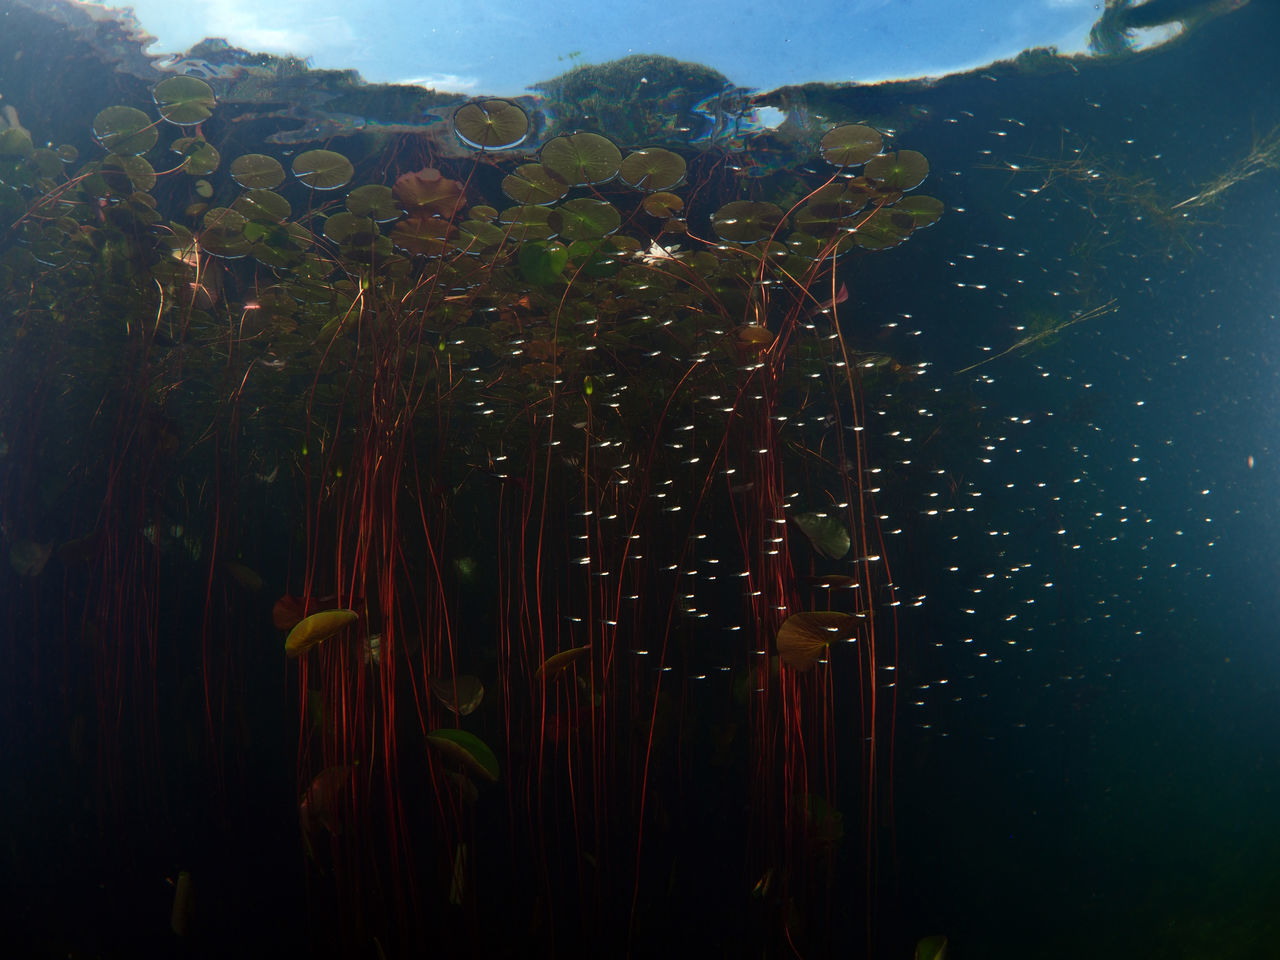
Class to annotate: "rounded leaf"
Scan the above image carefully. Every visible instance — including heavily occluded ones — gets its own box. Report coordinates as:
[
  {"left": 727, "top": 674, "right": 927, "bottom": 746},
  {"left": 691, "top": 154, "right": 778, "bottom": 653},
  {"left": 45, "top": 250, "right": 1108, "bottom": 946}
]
[
  {"left": 820, "top": 123, "right": 882, "bottom": 167},
  {"left": 540, "top": 133, "right": 621, "bottom": 187},
  {"left": 292, "top": 149, "right": 354, "bottom": 190},
  {"left": 231, "top": 153, "right": 285, "bottom": 189},
  {"left": 711, "top": 200, "right": 784, "bottom": 244},
  {"left": 864, "top": 150, "right": 929, "bottom": 191},
  {"left": 501, "top": 163, "right": 569, "bottom": 205},
  {"left": 549, "top": 197, "right": 620, "bottom": 242},
  {"left": 153, "top": 76, "right": 216, "bottom": 125},
  {"left": 777, "top": 612, "right": 856, "bottom": 671},
  {"left": 619, "top": 147, "right": 686, "bottom": 192},
  {"left": 453, "top": 98, "right": 529, "bottom": 150},
  {"left": 93, "top": 105, "right": 158, "bottom": 155}
]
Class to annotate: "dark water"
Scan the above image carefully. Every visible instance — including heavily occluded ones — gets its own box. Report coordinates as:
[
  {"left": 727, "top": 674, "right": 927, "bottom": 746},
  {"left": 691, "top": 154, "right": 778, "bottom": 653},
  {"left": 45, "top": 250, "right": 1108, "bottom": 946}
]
[{"left": 2, "top": 1, "right": 1279, "bottom": 958}]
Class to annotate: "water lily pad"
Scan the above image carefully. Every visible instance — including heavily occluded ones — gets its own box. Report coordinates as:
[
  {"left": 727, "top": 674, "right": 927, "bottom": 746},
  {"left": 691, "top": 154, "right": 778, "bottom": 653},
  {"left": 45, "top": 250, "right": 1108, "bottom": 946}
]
[
  {"left": 853, "top": 208, "right": 915, "bottom": 250},
  {"left": 153, "top": 76, "right": 215, "bottom": 126},
  {"left": 894, "top": 194, "right": 944, "bottom": 229},
  {"left": 323, "top": 211, "right": 381, "bottom": 244},
  {"left": 791, "top": 511, "right": 851, "bottom": 559},
  {"left": 549, "top": 197, "right": 620, "bottom": 242},
  {"left": 641, "top": 192, "right": 684, "bottom": 218},
  {"left": 711, "top": 200, "right": 785, "bottom": 244},
  {"left": 230, "top": 153, "right": 285, "bottom": 189},
  {"left": 102, "top": 154, "right": 155, "bottom": 193},
  {"left": 172, "top": 137, "right": 219, "bottom": 176},
  {"left": 619, "top": 147, "right": 686, "bottom": 191},
  {"left": 498, "top": 204, "right": 555, "bottom": 241},
  {"left": 292, "top": 149, "right": 354, "bottom": 190},
  {"left": 233, "top": 189, "right": 291, "bottom": 223},
  {"left": 426, "top": 728, "right": 500, "bottom": 781},
  {"left": 92, "top": 105, "right": 157, "bottom": 156},
  {"left": 457, "top": 219, "right": 507, "bottom": 251},
  {"left": 453, "top": 99, "right": 529, "bottom": 150},
  {"left": 0, "top": 126, "right": 33, "bottom": 158},
  {"left": 392, "top": 167, "right": 464, "bottom": 217},
  {"left": 864, "top": 150, "right": 929, "bottom": 191},
  {"left": 519, "top": 241, "right": 568, "bottom": 285},
  {"left": 285, "top": 608, "right": 358, "bottom": 658},
  {"left": 820, "top": 123, "right": 882, "bottom": 167},
  {"left": 540, "top": 133, "right": 621, "bottom": 187},
  {"left": 346, "top": 184, "right": 402, "bottom": 222},
  {"left": 776, "top": 611, "right": 855, "bottom": 671},
  {"left": 501, "top": 163, "right": 568, "bottom": 205},
  {"left": 390, "top": 215, "right": 452, "bottom": 256}
]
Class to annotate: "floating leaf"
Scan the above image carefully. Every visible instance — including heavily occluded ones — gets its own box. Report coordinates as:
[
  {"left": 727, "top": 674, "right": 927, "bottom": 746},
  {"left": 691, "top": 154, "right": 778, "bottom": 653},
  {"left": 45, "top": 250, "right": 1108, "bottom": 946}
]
[
  {"left": 501, "top": 163, "right": 569, "bottom": 205},
  {"left": 392, "top": 167, "right": 464, "bottom": 217},
  {"left": 102, "top": 154, "right": 155, "bottom": 193},
  {"left": 519, "top": 241, "right": 569, "bottom": 285},
  {"left": 864, "top": 150, "right": 929, "bottom": 191},
  {"left": 549, "top": 197, "right": 620, "bottom": 242},
  {"left": 853, "top": 208, "right": 915, "bottom": 251},
  {"left": 153, "top": 76, "right": 215, "bottom": 125},
  {"left": 284, "top": 608, "right": 358, "bottom": 658},
  {"left": 453, "top": 99, "right": 529, "bottom": 150},
  {"left": 641, "top": 191, "right": 684, "bottom": 218},
  {"left": 540, "top": 133, "right": 622, "bottom": 187},
  {"left": 0, "top": 126, "right": 33, "bottom": 158},
  {"left": 619, "top": 147, "right": 686, "bottom": 191},
  {"left": 292, "top": 149, "right": 354, "bottom": 190},
  {"left": 428, "top": 675, "right": 485, "bottom": 716},
  {"left": 390, "top": 215, "right": 453, "bottom": 256},
  {"left": 536, "top": 645, "right": 590, "bottom": 681},
  {"left": 776, "top": 612, "right": 855, "bottom": 671},
  {"left": 426, "top": 728, "right": 500, "bottom": 782},
  {"left": 323, "top": 211, "right": 380, "bottom": 244},
  {"left": 230, "top": 153, "right": 285, "bottom": 189},
  {"left": 794, "top": 182, "right": 869, "bottom": 236},
  {"left": 172, "top": 137, "right": 219, "bottom": 176},
  {"left": 820, "top": 123, "right": 882, "bottom": 167},
  {"left": 233, "top": 189, "right": 291, "bottom": 223},
  {"left": 498, "top": 204, "right": 555, "bottom": 241},
  {"left": 791, "top": 511, "right": 851, "bottom": 559},
  {"left": 895, "top": 194, "right": 944, "bottom": 229},
  {"left": 712, "top": 200, "right": 784, "bottom": 244},
  {"left": 346, "top": 184, "right": 402, "bottom": 222},
  {"left": 92, "top": 105, "right": 157, "bottom": 156},
  {"left": 457, "top": 219, "right": 507, "bottom": 251}
]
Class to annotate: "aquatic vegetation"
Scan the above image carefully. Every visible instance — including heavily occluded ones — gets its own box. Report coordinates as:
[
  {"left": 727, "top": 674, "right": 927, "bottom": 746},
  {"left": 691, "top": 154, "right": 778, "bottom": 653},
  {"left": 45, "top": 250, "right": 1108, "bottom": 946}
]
[{"left": 0, "top": 55, "right": 943, "bottom": 957}]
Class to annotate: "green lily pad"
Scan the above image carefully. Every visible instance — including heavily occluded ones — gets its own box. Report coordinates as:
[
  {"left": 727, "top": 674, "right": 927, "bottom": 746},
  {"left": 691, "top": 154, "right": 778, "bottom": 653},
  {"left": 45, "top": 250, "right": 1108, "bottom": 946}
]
[
  {"left": 153, "top": 76, "right": 216, "bottom": 126},
  {"left": 852, "top": 207, "right": 915, "bottom": 250},
  {"left": 711, "top": 200, "right": 785, "bottom": 244},
  {"left": 641, "top": 191, "right": 684, "bottom": 218},
  {"left": 864, "top": 150, "right": 929, "bottom": 191},
  {"left": 791, "top": 511, "right": 851, "bottom": 559},
  {"left": 101, "top": 154, "right": 155, "bottom": 193},
  {"left": 390, "top": 215, "right": 452, "bottom": 256},
  {"left": 453, "top": 98, "right": 529, "bottom": 150},
  {"left": 292, "top": 149, "right": 354, "bottom": 190},
  {"left": 426, "top": 728, "right": 500, "bottom": 782},
  {"left": 498, "top": 204, "right": 555, "bottom": 241},
  {"left": 346, "top": 184, "right": 402, "bottom": 222},
  {"left": 619, "top": 147, "right": 686, "bottom": 191},
  {"left": 549, "top": 197, "right": 620, "bottom": 242},
  {"left": 172, "top": 137, "right": 220, "bottom": 176},
  {"left": 323, "top": 211, "right": 380, "bottom": 245},
  {"left": 92, "top": 105, "right": 158, "bottom": 156},
  {"left": 232, "top": 188, "right": 291, "bottom": 223},
  {"left": 519, "top": 240, "right": 568, "bottom": 285},
  {"left": 457, "top": 219, "right": 508, "bottom": 252},
  {"left": 0, "top": 127, "right": 33, "bottom": 158},
  {"left": 894, "top": 194, "right": 944, "bottom": 229},
  {"left": 501, "top": 163, "right": 569, "bottom": 205},
  {"left": 540, "top": 133, "right": 622, "bottom": 187},
  {"left": 230, "top": 153, "right": 285, "bottom": 189},
  {"left": 915, "top": 935, "right": 948, "bottom": 960},
  {"left": 820, "top": 123, "right": 882, "bottom": 167}
]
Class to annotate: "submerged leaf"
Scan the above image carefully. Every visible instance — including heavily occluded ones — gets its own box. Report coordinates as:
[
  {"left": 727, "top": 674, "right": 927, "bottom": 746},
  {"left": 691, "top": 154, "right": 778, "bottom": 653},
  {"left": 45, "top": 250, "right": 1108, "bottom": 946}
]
[
  {"left": 285, "top": 608, "right": 358, "bottom": 657},
  {"left": 776, "top": 612, "right": 855, "bottom": 671},
  {"left": 427, "top": 728, "right": 500, "bottom": 782},
  {"left": 791, "top": 511, "right": 851, "bottom": 559}
]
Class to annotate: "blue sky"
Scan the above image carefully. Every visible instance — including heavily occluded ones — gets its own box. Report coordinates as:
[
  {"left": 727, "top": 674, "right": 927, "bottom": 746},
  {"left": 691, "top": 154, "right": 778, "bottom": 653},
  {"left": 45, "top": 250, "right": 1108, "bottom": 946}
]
[{"left": 96, "top": 0, "right": 1101, "bottom": 94}]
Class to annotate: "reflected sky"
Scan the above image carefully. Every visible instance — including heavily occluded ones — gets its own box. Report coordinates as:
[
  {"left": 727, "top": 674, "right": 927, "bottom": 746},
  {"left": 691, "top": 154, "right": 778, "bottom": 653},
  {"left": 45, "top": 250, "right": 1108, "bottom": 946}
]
[{"left": 90, "top": 0, "right": 1101, "bottom": 94}]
